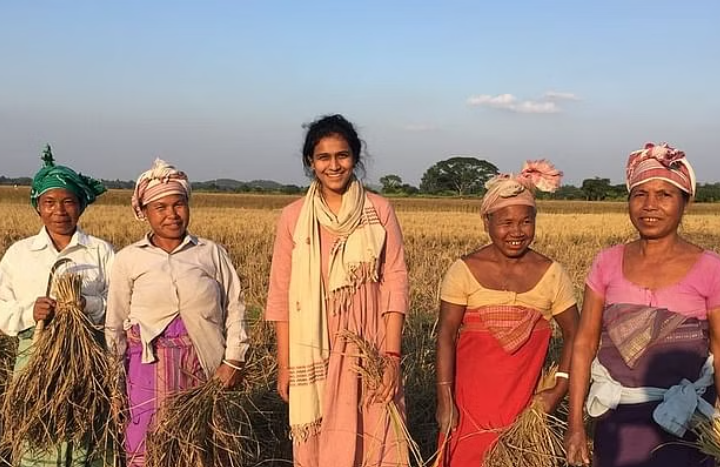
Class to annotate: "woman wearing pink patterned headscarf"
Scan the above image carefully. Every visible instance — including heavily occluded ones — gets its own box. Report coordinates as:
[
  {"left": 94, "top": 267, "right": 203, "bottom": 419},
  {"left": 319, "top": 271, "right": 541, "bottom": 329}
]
[
  {"left": 567, "top": 143, "right": 720, "bottom": 467},
  {"left": 106, "top": 159, "right": 249, "bottom": 466},
  {"left": 435, "top": 160, "right": 579, "bottom": 466}
]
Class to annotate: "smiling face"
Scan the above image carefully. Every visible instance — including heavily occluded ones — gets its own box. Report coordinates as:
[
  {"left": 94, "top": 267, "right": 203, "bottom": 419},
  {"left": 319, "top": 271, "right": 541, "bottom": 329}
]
[
  {"left": 311, "top": 134, "right": 356, "bottom": 199},
  {"left": 142, "top": 194, "right": 190, "bottom": 243},
  {"left": 37, "top": 188, "right": 82, "bottom": 238},
  {"left": 485, "top": 204, "right": 536, "bottom": 258},
  {"left": 628, "top": 179, "right": 687, "bottom": 240}
]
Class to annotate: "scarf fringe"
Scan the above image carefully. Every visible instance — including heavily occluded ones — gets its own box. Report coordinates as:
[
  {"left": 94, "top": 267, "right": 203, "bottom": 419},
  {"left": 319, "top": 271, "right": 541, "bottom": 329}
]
[
  {"left": 329, "top": 260, "right": 379, "bottom": 315},
  {"left": 290, "top": 419, "right": 323, "bottom": 444}
]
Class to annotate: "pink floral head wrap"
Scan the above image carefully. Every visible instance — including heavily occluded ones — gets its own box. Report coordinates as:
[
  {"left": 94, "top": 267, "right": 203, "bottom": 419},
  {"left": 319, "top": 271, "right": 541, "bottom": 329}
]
[
  {"left": 480, "top": 160, "right": 563, "bottom": 218},
  {"left": 131, "top": 159, "right": 191, "bottom": 220},
  {"left": 625, "top": 142, "right": 696, "bottom": 196}
]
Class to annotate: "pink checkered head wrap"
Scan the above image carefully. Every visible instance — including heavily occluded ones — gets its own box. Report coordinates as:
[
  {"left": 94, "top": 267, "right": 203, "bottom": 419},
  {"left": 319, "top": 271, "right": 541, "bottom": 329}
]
[
  {"left": 480, "top": 160, "right": 563, "bottom": 218},
  {"left": 131, "top": 158, "right": 191, "bottom": 220},
  {"left": 626, "top": 142, "right": 696, "bottom": 196}
]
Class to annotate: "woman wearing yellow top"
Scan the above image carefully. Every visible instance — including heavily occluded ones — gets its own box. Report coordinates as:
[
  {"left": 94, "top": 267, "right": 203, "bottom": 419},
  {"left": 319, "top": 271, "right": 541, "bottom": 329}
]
[{"left": 434, "top": 160, "right": 580, "bottom": 466}]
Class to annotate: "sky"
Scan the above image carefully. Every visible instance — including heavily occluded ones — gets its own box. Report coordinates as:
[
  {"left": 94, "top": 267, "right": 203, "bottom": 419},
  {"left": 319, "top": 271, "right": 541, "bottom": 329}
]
[{"left": 1, "top": 1, "right": 719, "bottom": 186}]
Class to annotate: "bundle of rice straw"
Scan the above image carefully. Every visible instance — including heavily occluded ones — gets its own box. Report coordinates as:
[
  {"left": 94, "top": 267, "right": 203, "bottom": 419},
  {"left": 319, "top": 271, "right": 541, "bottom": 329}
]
[
  {"left": 482, "top": 365, "right": 567, "bottom": 467},
  {"left": 145, "top": 378, "right": 258, "bottom": 467},
  {"left": 0, "top": 273, "right": 123, "bottom": 466},
  {"left": 691, "top": 416, "right": 720, "bottom": 461},
  {"left": 0, "top": 333, "right": 18, "bottom": 463},
  {"left": 337, "top": 329, "right": 423, "bottom": 467},
  {"left": 0, "top": 333, "right": 16, "bottom": 390}
]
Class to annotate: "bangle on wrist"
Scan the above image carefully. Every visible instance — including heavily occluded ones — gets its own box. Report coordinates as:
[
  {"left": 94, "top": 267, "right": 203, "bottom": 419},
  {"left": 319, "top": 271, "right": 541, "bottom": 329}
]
[
  {"left": 383, "top": 351, "right": 401, "bottom": 360},
  {"left": 437, "top": 381, "right": 453, "bottom": 386},
  {"left": 222, "top": 359, "right": 244, "bottom": 372},
  {"left": 555, "top": 371, "right": 569, "bottom": 380}
]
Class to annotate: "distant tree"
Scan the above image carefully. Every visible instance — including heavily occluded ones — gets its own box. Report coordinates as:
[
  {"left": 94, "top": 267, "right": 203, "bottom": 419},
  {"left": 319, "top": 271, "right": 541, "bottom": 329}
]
[
  {"left": 608, "top": 184, "right": 628, "bottom": 200},
  {"left": 549, "top": 185, "right": 585, "bottom": 200},
  {"left": 280, "top": 184, "right": 303, "bottom": 195},
  {"left": 420, "top": 156, "right": 499, "bottom": 196},
  {"left": 696, "top": 183, "right": 720, "bottom": 202},
  {"left": 0, "top": 176, "right": 33, "bottom": 186},
  {"left": 399, "top": 183, "right": 419, "bottom": 196},
  {"left": 581, "top": 177, "right": 612, "bottom": 201},
  {"left": 379, "top": 174, "right": 403, "bottom": 194}
]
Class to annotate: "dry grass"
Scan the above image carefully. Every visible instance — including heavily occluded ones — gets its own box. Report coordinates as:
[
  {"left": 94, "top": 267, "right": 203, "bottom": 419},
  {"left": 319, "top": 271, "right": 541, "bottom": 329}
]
[
  {"left": 482, "top": 366, "right": 567, "bottom": 467},
  {"left": 337, "top": 329, "right": 423, "bottom": 467},
  {"left": 1, "top": 187, "right": 720, "bottom": 465},
  {"left": 691, "top": 416, "right": 720, "bottom": 461},
  {"left": 0, "top": 273, "right": 122, "bottom": 466},
  {"left": 0, "top": 334, "right": 17, "bottom": 463},
  {"left": 145, "top": 379, "right": 258, "bottom": 467}
]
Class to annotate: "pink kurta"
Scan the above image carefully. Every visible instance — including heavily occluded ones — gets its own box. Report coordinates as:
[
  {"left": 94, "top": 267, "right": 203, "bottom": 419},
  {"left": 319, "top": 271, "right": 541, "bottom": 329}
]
[{"left": 266, "top": 193, "right": 409, "bottom": 467}]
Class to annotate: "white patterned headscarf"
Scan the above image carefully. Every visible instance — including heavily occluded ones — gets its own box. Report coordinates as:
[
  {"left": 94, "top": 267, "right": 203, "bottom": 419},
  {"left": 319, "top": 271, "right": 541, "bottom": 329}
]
[
  {"left": 480, "top": 160, "right": 563, "bottom": 217},
  {"left": 625, "top": 142, "right": 696, "bottom": 196},
  {"left": 131, "top": 159, "right": 191, "bottom": 220}
]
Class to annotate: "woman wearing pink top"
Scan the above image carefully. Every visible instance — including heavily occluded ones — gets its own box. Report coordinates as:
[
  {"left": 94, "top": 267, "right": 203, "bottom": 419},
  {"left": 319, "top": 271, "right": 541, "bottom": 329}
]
[
  {"left": 265, "top": 114, "right": 409, "bottom": 467},
  {"left": 566, "top": 143, "right": 720, "bottom": 467}
]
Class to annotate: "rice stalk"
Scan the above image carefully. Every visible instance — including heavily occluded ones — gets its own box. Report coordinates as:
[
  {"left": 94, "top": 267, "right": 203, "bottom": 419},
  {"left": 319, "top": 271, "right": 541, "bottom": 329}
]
[
  {"left": 691, "top": 416, "right": 720, "bottom": 461},
  {"left": 145, "top": 378, "right": 258, "bottom": 467},
  {"left": 0, "top": 273, "right": 121, "bottom": 466},
  {"left": 0, "top": 333, "right": 18, "bottom": 464},
  {"left": 94, "top": 352, "right": 128, "bottom": 467},
  {"left": 482, "top": 365, "right": 567, "bottom": 467},
  {"left": 337, "top": 329, "right": 424, "bottom": 467},
  {"left": 0, "top": 334, "right": 16, "bottom": 393}
]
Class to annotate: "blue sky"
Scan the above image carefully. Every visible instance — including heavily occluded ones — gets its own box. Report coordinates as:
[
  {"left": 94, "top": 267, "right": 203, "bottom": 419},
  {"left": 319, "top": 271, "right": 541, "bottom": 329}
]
[{"left": 1, "top": 1, "right": 719, "bottom": 186}]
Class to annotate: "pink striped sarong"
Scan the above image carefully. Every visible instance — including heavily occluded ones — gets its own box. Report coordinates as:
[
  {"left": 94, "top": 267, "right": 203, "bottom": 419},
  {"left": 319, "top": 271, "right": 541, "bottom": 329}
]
[{"left": 124, "top": 316, "right": 205, "bottom": 467}]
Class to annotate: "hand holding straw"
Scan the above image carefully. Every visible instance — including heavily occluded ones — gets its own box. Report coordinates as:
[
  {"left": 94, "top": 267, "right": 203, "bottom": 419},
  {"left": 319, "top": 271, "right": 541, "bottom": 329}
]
[
  {"left": 214, "top": 359, "right": 245, "bottom": 389},
  {"left": 33, "top": 258, "right": 71, "bottom": 344}
]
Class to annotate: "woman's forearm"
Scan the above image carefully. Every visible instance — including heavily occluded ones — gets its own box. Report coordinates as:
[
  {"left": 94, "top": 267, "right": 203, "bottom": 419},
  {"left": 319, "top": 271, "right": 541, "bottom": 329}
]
[
  {"left": 274, "top": 321, "right": 290, "bottom": 368},
  {"left": 382, "top": 311, "right": 404, "bottom": 354},
  {"left": 436, "top": 329, "right": 457, "bottom": 385},
  {"left": 568, "top": 342, "right": 594, "bottom": 428}
]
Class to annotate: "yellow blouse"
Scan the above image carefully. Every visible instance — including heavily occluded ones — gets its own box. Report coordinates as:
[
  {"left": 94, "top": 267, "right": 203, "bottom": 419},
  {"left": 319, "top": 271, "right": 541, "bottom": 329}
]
[{"left": 440, "top": 259, "right": 577, "bottom": 320}]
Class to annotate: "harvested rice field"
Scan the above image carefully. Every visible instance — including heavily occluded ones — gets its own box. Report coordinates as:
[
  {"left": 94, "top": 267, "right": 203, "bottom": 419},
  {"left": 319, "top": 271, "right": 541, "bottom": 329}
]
[{"left": 1, "top": 186, "right": 720, "bottom": 465}]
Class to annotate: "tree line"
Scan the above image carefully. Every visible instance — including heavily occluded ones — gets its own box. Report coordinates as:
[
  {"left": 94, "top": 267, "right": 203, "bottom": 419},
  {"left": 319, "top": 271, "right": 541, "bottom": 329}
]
[
  {"left": 380, "top": 157, "right": 720, "bottom": 202},
  {"left": 0, "top": 176, "right": 305, "bottom": 195},
  {"left": 4, "top": 156, "right": 720, "bottom": 201}
]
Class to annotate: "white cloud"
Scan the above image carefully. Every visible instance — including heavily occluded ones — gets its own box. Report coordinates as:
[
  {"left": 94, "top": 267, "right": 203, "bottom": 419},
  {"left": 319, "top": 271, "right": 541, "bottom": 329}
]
[
  {"left": 514, "top": 100, "right": 561, "bottom": 114},
  {"left": 543, "top": 91, "right": 580, "bottom": 101},
  {"left": 467, "top": 91, "right": 579, "bottom": 114},
  {"left": 467, "top": 93, "right": 518, "bottom": 107}
]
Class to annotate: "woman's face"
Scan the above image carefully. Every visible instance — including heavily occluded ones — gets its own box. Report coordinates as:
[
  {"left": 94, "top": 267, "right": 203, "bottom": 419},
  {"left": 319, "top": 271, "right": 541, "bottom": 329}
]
[
  {"left": 311, "top": 134, "right": 356, "bottom": 197},
  {"left": 142, "top": 194, "right": 190, "bottom": 241},
  {"left": 628, "top": 179, "right": 687, "bottom": 240},
  {"left": 485, "top": 205, "right": 536, "bottom": 258},
  {"left": 37, "top": 188, "right": 82, "bottom": 237}
]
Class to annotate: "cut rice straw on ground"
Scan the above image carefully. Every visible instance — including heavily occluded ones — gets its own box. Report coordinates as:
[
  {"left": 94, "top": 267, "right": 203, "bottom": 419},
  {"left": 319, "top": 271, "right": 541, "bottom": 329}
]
[
  {"left": 145, "top": 378, "right": 258, "bottom": 467},
  {"left": 0, "top": 273, "right": 122, "bottom": 466},
  {"left": 482, "top": 364, "right": 567, "bottom": 467},
  {"left": 337, "top": 329, "right": 423, "bottom": 467}
]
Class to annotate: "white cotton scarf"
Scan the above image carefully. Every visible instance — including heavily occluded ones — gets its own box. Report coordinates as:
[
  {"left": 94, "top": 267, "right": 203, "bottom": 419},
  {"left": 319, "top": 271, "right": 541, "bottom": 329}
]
[{"left": 287, "top": 178, "right": 386, "bottom": 442}]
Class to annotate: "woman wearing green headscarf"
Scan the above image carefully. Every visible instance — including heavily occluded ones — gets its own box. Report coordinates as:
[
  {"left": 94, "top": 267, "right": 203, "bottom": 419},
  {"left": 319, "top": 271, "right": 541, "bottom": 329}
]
[{"left": 0, "top": 145, "right": 114, "bottom": 466}]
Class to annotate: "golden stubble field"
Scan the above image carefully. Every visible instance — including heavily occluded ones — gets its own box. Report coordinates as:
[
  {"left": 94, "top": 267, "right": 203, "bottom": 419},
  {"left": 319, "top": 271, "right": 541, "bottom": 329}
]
[{"left": 1, "top": 186, "right": 720, "bottom": 462}]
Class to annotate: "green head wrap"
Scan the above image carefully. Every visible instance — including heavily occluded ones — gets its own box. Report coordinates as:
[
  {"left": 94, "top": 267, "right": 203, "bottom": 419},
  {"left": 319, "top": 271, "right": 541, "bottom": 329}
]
[{"left": 30, "top": 145, "right": 107, "bottom": 210}]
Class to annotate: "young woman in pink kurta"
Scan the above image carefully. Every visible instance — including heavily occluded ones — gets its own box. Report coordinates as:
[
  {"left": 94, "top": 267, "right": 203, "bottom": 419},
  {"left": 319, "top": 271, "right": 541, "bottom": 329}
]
[{"left": 265, "top": 114, "right": 409, "bottom": 467}]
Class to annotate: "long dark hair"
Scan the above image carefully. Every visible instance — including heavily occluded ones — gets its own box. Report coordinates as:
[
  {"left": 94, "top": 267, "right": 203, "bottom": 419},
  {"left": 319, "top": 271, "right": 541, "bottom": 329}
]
[{"left": 301, "top": 114, "right": 366, "bottom": 177}]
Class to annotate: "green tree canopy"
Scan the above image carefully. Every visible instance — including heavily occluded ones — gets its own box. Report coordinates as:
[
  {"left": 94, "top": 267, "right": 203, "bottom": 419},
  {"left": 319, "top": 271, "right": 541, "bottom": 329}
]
[
  {"left": 379, "top": 174, "right": 403, "bottom": 194},
  {"left": 419, "top": 156, "right": 499, "bottom": 196},
  {"left": 581, "top": 177, "right": 612, "bottom": 201}
]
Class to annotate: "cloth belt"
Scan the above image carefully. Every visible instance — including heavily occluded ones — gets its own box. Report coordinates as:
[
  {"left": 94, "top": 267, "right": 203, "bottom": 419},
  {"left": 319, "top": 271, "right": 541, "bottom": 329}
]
[{"left": 586, "top": 355, "right": 716, "bottom": 437}]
